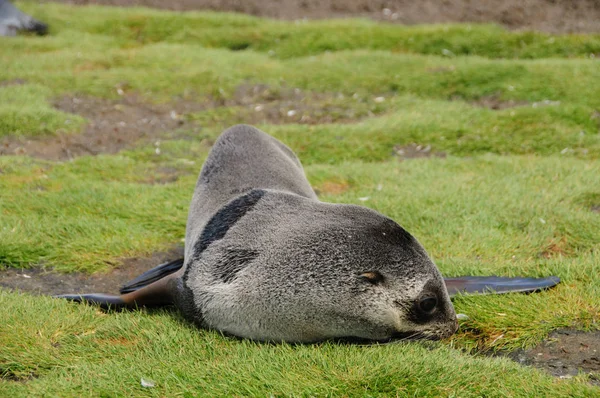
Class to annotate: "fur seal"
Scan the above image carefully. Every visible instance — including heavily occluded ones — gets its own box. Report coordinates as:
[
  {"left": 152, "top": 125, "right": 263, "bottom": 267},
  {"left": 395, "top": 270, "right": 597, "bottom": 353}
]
[
  {"left": 0, "top": 0, "right": 47, "bottom": 37},
  {"left": 56, "top": 125, "right": 560, "bottom": 343}
]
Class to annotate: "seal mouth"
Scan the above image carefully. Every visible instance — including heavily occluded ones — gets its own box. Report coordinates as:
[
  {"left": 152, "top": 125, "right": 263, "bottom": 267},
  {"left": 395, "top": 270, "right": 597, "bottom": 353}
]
[{"left": 387, "top": 331, "right": 441, "bottom": 342}]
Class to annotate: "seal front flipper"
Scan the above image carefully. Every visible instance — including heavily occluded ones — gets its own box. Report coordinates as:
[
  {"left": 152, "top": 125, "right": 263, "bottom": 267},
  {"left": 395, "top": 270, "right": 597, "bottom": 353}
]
[{"left": 444, "top": 276, "right": 561, "bottom": 297}]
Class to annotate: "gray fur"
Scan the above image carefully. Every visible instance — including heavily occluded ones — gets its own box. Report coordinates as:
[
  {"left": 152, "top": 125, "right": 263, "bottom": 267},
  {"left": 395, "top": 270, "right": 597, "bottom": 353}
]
[
  {"left": 173, "top": 125, "right": 457, "bottom": 342},
  {"left": 0, "top": 0, "right": 47, "bottom": 37}
]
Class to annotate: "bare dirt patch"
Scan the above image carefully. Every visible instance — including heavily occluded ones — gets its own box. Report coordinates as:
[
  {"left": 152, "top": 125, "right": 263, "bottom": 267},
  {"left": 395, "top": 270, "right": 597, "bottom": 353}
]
[
  {"left": 509, "top": 329, "right": 600, "bottom": 385},
  {"left": 48, "top": 0, "right": 600, "bottom": 34},
  {"left": 215, "top": 84, "right": 378, "bottom": 125},
  {"left": 393, "top": 143, "right": 447, "bottom": 160},
  {"left": 0, "top": 78, "right": 27, "bottom": 87},
  {"left": 0, "top": 95, "right": 204, "bottom": 161},
  {"left": 0, "top": 246, "right": 183, "bottom": 296},
  {"left": 1, "top": 85, "right": 373, "bottom": 161},
  {"left": 471, "top": 95, "right": 530, "bottom": 110},
  {"left": 314, "top": 180, "right": 351, "bottom": 196}
]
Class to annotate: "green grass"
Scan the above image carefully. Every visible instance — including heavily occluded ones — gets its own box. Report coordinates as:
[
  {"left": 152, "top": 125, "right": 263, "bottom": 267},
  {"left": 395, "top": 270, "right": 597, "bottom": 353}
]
[
  {"left": 0, "top": 84, "right": 84, "bottom": 137},
  {"left": 0, "top": 1, "right": 599, "bottom": 396},
  {"left": 1, "top": 291, "right": 598, "bottom": 397},
  {"left": 18, "top": 2, "right": 600, "bottom": 60}
]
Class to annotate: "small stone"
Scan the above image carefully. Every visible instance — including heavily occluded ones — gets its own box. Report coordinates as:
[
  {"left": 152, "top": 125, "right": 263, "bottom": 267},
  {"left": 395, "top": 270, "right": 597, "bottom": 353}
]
[
  {"left": 358, "top": 197, "right": 370, "bottom": 202},
  {"left": 141, "top": 378, "right": 155, "bottom": 388},
  {"left": 374, "top": 96, "right": 385, "bottom": 103},
  {"left": 441, "top": 49, "right": 455, "bottom": 57},
  {"left": 287, "top": 110, "right": 297, "bottom": 117}
]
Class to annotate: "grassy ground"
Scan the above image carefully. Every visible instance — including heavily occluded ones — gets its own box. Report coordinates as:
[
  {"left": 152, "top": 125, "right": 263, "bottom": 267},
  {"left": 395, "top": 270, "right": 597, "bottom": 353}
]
[{"left": 1, "top": 1, "right": 599, "bottom": 396}]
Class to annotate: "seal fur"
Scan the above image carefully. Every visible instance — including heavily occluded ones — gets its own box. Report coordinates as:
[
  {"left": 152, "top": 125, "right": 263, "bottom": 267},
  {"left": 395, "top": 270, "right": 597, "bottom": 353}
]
[{"left": 58, "top": 125, "right": 460, "bottom": 342}]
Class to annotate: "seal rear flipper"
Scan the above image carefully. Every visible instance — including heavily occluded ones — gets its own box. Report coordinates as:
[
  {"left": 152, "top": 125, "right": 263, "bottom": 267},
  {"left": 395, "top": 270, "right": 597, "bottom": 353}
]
[
  {"left": 54, "top": 293, "right": 127, "bottom": 310},
  {"left": 56, "top": 271, "right": 179, "bottom": 309},
  {"left": 120, "top": 258, "right": 184, "bottom": 294},
  {"left": 444, "top": 276, "right": 561, "bottom": 297}
]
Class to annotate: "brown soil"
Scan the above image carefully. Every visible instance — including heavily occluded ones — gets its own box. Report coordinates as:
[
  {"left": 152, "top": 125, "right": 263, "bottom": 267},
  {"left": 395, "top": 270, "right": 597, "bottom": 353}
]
[
  {"left": 508, "top": 329, "right": 600, "bottom": 385},
  {"left": 393, "top": 143, "right": 447, "bottom": 160},
  {"left": 471, "top": 95, "right": 530, "bottom": 110},
  {"left": 0, "top": 78, "right": 27, "bottom": 87},
  {"left": 314, "top": 180, "right": 351, "bottom": 196},
  {"left": 0, "top": 84, "right": 373, "bottom": 161},
  {"left": 0, "top": 246, "right": 183, "bottom": 296},
  {"left": 48, "top": 0, "right": 600, "bottom": 33},
  {"left": 222, "top": 85, "right": 376, "bottom": 126},
  {"left": 0, "top": 95, "right": 204, "bottom": 160}
]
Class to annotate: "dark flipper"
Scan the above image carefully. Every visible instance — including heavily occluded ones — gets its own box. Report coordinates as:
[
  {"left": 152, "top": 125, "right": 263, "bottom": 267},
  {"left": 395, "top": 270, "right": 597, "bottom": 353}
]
[
  {"left": 55, "top": 262, "right": 182, "bottom": 309},
  {"left": 54, "top": 293, "right": 126, "bottom": 309},
  {"left": 444, "top": 276, "right": 561, "bottom": 297},
  {"left": 120, "top": 258, "right": 184, "bottom": 294}
]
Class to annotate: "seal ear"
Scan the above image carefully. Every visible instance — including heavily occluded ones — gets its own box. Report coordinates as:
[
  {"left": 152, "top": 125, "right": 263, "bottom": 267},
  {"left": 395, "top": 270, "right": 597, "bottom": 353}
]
[
  {"left": 358, "top": 271, "right": 385, "bottom": 285},
  {"left": 444, "top": 276, "right": 561, "bottom": 297}
]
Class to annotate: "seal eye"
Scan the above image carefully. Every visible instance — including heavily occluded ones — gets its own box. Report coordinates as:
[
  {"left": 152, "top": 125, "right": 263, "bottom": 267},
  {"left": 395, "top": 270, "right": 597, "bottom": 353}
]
[
  {"left": 359, "top": 271, "right": 384, "bottom": 285},
  {"left": 418, "top": 295, "right": 438, "bottom": 314}
]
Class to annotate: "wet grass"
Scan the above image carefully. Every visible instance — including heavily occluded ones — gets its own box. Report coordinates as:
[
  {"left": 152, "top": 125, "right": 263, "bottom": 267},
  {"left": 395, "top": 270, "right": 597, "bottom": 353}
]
[{"left": 0, "top": 1, "right": 599, "bottom": 396}]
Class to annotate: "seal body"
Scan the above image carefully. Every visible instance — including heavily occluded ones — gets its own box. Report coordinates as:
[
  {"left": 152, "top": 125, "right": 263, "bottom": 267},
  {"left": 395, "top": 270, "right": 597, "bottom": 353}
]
[
  {"left": 174, "top": 125, "right": 458, "bottom": 342},
  {"left": 56, "top": 124, "right": 563, "bottom": 341},
  {"left": 59, "top": 125, "right": 459, "bottom": 343}
]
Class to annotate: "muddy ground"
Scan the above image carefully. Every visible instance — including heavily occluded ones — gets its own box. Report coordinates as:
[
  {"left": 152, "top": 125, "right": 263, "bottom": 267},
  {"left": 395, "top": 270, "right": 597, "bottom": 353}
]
[
  {"left": 48, "top": 0, "right": 600, "bottom": 33},
  {"left": 0, "top": 247, "right": 184, "bottom": 295},
  {"left": 508, "top": 329, "right": 600, "bottom": 386}
]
